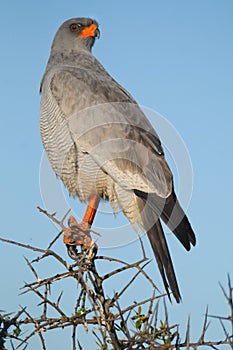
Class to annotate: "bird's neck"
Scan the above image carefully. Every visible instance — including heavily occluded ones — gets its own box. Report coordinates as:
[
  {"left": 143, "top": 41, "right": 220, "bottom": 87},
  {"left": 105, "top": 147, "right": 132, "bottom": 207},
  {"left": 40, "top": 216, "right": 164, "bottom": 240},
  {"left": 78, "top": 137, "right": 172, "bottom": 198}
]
[
  {"left": 40, "top": 49, "right": 99, "bottom": 89},
  {"left": 76, "top": 37, "right": 95, "bottom": 51},
  {"left": 52, "top": 36, "right": 95, "bottom": 53}
]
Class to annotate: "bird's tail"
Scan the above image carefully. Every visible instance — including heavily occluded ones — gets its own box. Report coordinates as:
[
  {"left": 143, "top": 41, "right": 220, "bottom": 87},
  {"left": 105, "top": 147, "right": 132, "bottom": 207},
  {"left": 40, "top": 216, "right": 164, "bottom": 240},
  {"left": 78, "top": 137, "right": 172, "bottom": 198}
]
[
  {"left": 120, "top": 189, "right": 195, "bottom": 302},
  {"left": 139, "top": 191, "right": 196, "bottom": 303},
  {"left": 161, "top": 191, "right": 196, "bottom": 251},
  {"left": 146, "top": 219, "right": 181, "bottom": 303}
]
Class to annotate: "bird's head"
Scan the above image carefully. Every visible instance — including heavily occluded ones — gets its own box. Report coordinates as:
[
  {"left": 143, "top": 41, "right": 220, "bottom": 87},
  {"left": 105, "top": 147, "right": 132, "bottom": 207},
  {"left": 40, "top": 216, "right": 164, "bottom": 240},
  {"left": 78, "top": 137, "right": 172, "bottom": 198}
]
[{"left": 51, "top": 17, "right": 100, "bottom": 52}]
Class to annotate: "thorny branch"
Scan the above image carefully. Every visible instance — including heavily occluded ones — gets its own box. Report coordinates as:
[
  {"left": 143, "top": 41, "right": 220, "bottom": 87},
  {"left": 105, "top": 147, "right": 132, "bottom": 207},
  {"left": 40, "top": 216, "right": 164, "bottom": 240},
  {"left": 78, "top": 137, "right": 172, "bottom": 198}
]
[{"left": 0, "top": 208, "right": 233, "bottom": 349}]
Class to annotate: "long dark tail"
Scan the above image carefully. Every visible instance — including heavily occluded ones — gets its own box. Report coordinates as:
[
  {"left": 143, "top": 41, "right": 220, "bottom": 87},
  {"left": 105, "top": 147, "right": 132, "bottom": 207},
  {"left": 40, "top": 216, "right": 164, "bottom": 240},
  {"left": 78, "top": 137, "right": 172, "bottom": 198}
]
[
  {"left": 136, "top": 189, "right": 196, "bottom": 302},
  {"left": 147, "top": 219, "right": 181, "bottom": 303}
]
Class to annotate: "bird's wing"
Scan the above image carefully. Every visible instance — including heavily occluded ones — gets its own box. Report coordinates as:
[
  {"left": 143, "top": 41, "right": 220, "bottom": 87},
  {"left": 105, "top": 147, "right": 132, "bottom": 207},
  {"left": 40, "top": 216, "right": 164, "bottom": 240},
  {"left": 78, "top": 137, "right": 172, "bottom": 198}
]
[
  {"left": 40, "top": 60, "right": 195, "bottom": 302},
  {"left": 41, "top": 64, "right": 173, "bottom": 199}
]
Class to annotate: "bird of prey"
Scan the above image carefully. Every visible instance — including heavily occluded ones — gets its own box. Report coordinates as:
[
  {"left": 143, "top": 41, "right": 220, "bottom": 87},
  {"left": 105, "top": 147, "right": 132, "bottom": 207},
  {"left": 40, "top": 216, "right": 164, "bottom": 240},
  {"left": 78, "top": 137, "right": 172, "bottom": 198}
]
[{"left": 40, "top": 17, "right": 196, "bottom": 302}]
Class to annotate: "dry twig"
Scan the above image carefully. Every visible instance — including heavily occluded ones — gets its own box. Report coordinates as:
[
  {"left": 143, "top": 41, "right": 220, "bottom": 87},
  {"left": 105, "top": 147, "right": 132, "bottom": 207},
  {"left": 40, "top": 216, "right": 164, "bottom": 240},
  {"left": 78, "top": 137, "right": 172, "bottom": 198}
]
[{"left": 0, "top": 209, "right": 233, "bottom": 349}]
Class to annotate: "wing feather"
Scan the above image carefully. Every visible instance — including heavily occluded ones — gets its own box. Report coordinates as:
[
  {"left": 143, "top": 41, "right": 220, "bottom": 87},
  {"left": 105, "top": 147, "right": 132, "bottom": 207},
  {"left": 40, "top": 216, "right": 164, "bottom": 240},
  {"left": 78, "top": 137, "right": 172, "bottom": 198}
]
[{"left": 43, "top": 66, "right": 173, "bottom": 199}]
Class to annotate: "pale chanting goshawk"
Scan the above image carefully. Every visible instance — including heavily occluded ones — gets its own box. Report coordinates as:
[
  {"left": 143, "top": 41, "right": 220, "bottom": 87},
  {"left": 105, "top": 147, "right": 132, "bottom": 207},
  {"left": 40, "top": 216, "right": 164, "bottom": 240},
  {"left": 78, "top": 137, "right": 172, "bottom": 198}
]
[{"left": 40, "top": 18, "right": 196, "bottom": 302}]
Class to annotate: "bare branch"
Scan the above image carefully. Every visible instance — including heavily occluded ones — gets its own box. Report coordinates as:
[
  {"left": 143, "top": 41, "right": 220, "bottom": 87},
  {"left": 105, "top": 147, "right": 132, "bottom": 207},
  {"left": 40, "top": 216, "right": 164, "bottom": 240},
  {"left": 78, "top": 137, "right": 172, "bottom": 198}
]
[
  {"left": 184, "top": 315, "right": 190, "bottom": 349},
  {"left": 198, "top": 306, "right": 210, "bottom": 344},
  {"left": 0, "top": 237, "right": 46, "bottom": 254},
  {"left": 1, "top": 208, "right": 233, "bottom": 349}
]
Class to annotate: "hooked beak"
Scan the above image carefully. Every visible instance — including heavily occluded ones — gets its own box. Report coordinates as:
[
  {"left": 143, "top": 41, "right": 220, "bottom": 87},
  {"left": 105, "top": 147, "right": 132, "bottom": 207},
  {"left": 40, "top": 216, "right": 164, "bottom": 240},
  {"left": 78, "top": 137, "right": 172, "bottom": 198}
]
[
  {"left": 78, "top": 23, "right": 100, "bottom": 39},
  {"left": 94, "top": 27, "right": 100, "bottom": 39}
]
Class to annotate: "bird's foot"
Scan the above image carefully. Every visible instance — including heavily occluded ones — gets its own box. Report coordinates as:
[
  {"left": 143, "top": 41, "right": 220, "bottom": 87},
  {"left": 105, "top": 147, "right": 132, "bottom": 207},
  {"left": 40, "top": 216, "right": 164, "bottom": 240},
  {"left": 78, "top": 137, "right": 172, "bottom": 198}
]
[{"left": 64, "top": 216, "right": 98, "bottom": 261}]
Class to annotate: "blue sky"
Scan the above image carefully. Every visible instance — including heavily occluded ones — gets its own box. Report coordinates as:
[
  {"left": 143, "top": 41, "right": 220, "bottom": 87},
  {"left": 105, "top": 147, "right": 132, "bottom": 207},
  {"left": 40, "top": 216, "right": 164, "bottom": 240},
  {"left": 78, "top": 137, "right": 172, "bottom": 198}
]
[{"left": 0, "top": 1, "right": 233, "bottom": 348}]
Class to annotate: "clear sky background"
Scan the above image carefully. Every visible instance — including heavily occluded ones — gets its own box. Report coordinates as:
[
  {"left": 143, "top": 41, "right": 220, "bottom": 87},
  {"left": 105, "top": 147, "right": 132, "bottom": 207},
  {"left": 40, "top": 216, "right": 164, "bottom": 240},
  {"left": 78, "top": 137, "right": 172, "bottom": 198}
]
[{"left": 0, "top": 1, "right": 233, "bottom": 349}]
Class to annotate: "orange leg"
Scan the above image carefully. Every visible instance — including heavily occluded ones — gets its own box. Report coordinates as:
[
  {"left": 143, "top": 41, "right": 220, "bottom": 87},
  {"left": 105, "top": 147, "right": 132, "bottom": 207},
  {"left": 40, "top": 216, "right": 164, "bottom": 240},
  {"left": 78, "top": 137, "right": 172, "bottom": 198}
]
[
  {"left": 82, "top": 194, "right": 100, "bottom": 228},
  {"left": 64, "top": 194, "right": 100, "bottom": 257}
]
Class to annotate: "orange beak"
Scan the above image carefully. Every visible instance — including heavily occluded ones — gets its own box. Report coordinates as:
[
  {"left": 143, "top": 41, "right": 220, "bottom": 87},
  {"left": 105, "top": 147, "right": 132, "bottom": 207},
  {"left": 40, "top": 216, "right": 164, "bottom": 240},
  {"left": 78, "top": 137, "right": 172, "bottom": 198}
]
[{"left": 78, "top": 23, "right": 100, "bottom": 38}]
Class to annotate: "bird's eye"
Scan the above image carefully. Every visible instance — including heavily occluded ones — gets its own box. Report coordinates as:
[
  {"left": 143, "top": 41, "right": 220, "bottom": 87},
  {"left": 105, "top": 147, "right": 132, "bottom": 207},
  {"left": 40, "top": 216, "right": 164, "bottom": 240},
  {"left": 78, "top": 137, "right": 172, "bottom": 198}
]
[{"left": 70, "top": 23, "right": 82, "bottom": 32}]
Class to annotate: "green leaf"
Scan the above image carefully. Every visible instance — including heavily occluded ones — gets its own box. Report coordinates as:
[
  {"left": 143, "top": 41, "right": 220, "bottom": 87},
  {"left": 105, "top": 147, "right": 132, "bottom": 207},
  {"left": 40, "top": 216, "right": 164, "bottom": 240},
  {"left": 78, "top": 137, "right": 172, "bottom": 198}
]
[
  {"left": 131, "top": 315, "right": 139, "bottom": 320},
  {"left": 120, "top": 320, "right": 126, "bottom": 333},
  {"left": 13, "top": 327, "right": 21, "bottom": 337},
  {"left": 135, "top": 319, "right": 142, "bottom": 330}
]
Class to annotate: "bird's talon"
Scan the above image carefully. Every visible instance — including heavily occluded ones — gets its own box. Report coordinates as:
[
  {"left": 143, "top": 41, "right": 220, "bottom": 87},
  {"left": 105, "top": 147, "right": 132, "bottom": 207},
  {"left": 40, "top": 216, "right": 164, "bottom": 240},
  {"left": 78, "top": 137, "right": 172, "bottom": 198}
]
[
  {"left": 67, "top": 245, "right": 79, "bottom": 260},
  {"left": 66, "top": 241, "right": 98, "bottom": 262}
]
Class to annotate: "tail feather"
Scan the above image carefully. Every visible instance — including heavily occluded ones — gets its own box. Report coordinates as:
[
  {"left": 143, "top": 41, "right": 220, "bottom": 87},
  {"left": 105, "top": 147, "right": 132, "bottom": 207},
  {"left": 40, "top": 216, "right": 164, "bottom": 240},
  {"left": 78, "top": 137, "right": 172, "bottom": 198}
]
[
  {"left": 135, "top": 189, "right": 196, "bottom": 302},
  {"left": 147, "top": 219, "right": 181, "bottom": 303},
  {"left": 161, "top": 191, "right": 196, "bottom": 251}
]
